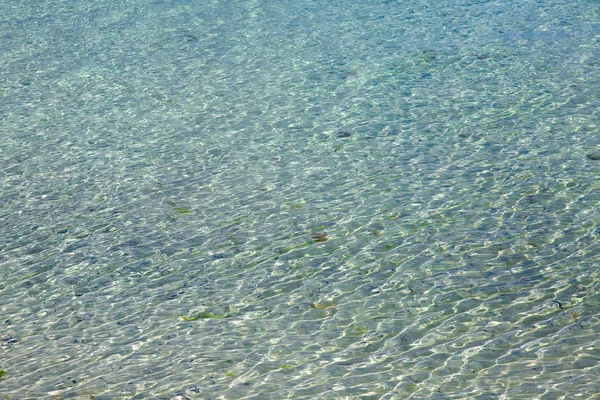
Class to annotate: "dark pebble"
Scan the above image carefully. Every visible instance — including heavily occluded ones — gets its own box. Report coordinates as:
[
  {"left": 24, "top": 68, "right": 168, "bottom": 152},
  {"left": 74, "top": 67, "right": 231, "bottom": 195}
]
[
  {"left": 336, "top": 131, "right": 352, "bottom": 138},
  {"left": 311, "top": 232, "right": 329, "bottom": 242},
  {"left": 586, "top": 152, "right": 600, "bottom": 160},
  {"left": 183, "top": 33, "right": 199, "bottom": 42}
]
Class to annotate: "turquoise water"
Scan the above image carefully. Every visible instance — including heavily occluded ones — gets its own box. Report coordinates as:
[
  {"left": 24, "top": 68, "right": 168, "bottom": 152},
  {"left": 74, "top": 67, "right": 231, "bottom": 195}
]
[{"left": 1, "top": 0, "right": 600, "bottom": 398}]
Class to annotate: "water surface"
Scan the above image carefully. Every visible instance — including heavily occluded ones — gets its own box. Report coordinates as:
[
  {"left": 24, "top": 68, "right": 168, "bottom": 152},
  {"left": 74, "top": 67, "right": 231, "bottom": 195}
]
[{"left": 1, "top": 0, "right": 600, "bottom": 398}]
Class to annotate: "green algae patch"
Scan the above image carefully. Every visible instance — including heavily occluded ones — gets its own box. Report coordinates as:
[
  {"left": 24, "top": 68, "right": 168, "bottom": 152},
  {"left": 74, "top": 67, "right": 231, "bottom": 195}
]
[
  {"left": 173, "top": 207, "right": 191, "bottom": 214},
  {"left": 181, "top": 311, "right": 230, "bottom": 321},
  {"left": 344, "top": 324, "right": 367, "bottom": 337},
  {"left": 0, "top": 370, "right": 6, "bottom": 378}
]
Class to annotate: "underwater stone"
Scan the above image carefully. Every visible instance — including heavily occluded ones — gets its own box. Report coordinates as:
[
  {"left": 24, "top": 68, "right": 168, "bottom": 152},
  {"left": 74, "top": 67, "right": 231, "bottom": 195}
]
[
  {"left": 311, "top": 232, "right": 329, "bottom": 242},
  {"left": 586, "top": 152, "right": 600, "bottom": 160}
]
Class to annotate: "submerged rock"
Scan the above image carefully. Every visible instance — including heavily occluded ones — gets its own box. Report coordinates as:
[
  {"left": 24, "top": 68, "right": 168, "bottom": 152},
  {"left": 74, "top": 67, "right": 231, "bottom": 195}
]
[
  {"left": 586, "top": 152, "right": 600, "bottom": 160},
  {"left": 311, "top": 232, "right": 329, "bottom": 242}
]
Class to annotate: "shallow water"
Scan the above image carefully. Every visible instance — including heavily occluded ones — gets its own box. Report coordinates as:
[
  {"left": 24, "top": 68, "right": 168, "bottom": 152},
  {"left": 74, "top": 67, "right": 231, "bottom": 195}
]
[{"left": 1, "top": 0, "right": 600, "bottom": 398}]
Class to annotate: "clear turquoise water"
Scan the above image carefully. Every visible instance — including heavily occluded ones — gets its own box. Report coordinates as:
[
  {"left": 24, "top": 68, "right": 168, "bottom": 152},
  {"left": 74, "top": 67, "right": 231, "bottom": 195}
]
[{"left": 1, "top": 0, "right": 600, "bottom": 398}]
